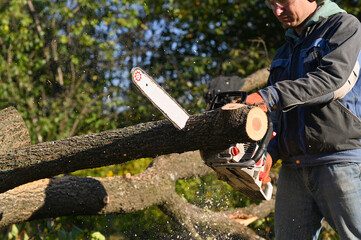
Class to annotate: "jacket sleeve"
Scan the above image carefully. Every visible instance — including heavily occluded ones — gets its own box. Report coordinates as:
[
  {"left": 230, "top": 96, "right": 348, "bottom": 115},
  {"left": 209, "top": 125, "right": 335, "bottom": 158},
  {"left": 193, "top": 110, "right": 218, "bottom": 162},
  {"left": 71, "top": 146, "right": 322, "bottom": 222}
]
[
  {"left": 259, "top": 14, "right": 361, "bottom": 112},
  {"left": 262, "top": 76, "right": 280, "bottom": 163}
]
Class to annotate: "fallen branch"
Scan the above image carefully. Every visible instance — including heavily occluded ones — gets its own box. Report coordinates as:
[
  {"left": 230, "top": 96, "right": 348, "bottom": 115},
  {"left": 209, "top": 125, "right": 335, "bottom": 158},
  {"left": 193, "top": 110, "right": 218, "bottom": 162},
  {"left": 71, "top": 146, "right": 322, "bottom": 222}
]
[
  {"left": 159, "top": 191, "right": 265, "bottom": 240},
  {"left": 0, "top": 152, "right": 211, "bottom": 228},
  {"left": 0, "top": 151, "right": 274, "bottom": 239}
]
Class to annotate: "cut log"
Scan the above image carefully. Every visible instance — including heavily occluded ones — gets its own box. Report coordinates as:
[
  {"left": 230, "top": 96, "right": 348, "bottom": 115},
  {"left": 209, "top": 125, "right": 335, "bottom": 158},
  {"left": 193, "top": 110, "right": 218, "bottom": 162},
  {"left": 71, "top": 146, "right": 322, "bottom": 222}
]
[
  {"left": 0, "top": 104, "right": 268, "bottom": 193},
  {"left": 221, "top": 103, "right": 268, "bottom": 141}
]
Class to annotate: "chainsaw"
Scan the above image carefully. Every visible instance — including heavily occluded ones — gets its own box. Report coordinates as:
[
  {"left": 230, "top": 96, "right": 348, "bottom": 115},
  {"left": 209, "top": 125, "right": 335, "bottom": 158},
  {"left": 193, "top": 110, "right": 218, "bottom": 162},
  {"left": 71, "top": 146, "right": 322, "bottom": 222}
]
[
  {"left": 131, "top": 67, "right": 273, "bottom": 200},
  {"left": 200, "top": 91, "right": 274, "bottom": 200}
]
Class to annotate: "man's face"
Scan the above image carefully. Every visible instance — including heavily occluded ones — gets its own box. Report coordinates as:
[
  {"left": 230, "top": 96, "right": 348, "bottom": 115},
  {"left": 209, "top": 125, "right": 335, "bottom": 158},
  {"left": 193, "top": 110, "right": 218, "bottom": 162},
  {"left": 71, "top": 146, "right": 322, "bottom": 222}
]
[{"left": 266, "top": 0, "right": 317, "bottom": 33}]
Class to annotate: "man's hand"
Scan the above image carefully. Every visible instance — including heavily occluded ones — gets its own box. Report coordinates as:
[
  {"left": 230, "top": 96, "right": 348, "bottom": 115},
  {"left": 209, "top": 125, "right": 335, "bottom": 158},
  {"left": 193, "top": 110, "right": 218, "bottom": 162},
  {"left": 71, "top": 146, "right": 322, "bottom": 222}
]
[
  {"left": 245, "top": 92, "right": 268, "bottom": 112},
  {"left": 260, "top": 153, "right": 272, "bottom": 184}
]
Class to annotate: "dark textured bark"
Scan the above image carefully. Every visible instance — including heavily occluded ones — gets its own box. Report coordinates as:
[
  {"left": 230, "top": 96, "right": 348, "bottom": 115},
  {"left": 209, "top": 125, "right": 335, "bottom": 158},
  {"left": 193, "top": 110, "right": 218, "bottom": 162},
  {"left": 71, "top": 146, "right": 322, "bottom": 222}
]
[{"left": 0, "top": 103, "right": 267, "bottom": 193}]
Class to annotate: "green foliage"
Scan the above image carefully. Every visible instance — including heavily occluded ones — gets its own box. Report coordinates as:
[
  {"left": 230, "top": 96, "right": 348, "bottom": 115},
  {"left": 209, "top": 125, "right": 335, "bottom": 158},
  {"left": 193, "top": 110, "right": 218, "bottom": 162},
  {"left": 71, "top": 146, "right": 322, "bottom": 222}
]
[
  {"left": 4, "top": 221, "right": 106, "bottom": 240},
  {"left": 249, "top": 212, "right": 275, "bottom": 239},
  {"left": 0, "top": 0, "right": 145, "bottom": 143},
  {"left": 336, "top": 0, "right": 361, "bottom": 18},
  {"left": 176, "top": 174, "right": 257, "bottom": 211},
  {"left": 121, "top": 0, "right": 278, "bottom": 122},
  {"left": 71, "top": 158, "right": 153, "bottom": 178}
]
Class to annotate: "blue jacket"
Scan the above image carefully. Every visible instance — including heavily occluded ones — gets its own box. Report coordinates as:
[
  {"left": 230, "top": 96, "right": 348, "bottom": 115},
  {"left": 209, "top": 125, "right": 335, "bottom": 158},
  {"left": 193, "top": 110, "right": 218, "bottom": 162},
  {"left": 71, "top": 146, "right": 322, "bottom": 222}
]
[{"left": 259, "top": 1, "right": 361, "bottom": 167}]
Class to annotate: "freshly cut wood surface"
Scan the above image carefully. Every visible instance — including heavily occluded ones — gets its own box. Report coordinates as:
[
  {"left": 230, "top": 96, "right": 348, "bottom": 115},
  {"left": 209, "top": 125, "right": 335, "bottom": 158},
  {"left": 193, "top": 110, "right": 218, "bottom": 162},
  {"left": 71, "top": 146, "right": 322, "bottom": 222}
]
[{"left": 222, "top": 103, "right": 267, "bottom": 141}]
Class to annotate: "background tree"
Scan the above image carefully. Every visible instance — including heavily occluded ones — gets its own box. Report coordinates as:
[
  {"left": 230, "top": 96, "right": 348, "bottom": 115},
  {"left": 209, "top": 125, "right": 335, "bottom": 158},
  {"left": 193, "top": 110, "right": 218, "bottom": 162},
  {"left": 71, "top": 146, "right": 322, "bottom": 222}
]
[{"left": 0, "top": 0, "right": 146, "bottom": 143}]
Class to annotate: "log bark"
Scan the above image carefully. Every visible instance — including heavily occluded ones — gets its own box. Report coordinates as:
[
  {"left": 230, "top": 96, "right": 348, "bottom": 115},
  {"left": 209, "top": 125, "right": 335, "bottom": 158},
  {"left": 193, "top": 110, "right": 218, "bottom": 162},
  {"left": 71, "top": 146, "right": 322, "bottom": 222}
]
[
  {"left": 0, "top": 104, "right": 267, "bottom": 193},
  {"left": 240, "top": 68, "right": 269, "bottom": 92},
  {"left": 0, "top": 107, "right": 31, "bottom": 154}
]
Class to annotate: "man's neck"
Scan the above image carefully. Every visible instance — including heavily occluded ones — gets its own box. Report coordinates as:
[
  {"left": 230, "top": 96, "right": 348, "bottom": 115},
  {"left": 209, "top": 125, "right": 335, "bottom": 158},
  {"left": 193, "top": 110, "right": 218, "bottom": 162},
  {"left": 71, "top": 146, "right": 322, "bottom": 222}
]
[{"left": 294, "top": 3, "right": 319, "bottom": 35}]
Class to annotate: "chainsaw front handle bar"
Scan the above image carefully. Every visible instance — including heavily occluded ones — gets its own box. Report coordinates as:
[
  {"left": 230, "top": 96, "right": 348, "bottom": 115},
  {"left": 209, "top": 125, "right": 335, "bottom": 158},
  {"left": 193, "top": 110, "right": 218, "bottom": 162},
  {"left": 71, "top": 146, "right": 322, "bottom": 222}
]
[{"left": 251, "top": 113, "right": 273, "bottom": 162}]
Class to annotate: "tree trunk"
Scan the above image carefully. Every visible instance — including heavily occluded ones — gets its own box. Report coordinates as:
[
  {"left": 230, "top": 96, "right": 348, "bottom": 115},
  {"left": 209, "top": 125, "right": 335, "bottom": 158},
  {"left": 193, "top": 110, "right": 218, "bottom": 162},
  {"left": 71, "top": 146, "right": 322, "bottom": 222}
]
[{"left": 0, "top": 104, "right": 267, "bottom": 193}]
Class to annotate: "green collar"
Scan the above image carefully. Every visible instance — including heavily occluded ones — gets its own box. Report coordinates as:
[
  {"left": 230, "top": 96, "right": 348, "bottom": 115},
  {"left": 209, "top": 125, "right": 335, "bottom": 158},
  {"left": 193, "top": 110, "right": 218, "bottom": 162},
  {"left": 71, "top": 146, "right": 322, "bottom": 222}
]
[{"left": 285, "top": 0, "right": 346, "bottom": 42}]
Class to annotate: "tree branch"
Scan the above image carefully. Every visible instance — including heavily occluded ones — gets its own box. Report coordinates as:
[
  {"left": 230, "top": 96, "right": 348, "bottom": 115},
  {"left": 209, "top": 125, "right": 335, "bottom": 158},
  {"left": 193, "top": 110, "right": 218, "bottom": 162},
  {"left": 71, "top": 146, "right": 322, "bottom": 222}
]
[
  {"left": 240, "top": 68, "right": 269, "bottom": 92},
  {"left": 0, "top": 151, "right": 210, "bottom": 228},
  {"left": 0, "top": 151, "right": 273, "bottom": 240},
  {"left": 0, "top": 107, "right": 30, "bottom": 154},
  {"left": 159, "top": 191, "right": 265, "bottom": 240}
]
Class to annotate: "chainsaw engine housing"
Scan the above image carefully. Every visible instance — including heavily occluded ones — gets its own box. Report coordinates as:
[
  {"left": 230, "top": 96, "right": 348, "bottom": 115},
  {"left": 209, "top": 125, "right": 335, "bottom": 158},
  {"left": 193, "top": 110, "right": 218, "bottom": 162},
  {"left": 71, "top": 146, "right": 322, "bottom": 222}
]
[{"left": 201, "top": 91, "right": 273, "bottom": 200}]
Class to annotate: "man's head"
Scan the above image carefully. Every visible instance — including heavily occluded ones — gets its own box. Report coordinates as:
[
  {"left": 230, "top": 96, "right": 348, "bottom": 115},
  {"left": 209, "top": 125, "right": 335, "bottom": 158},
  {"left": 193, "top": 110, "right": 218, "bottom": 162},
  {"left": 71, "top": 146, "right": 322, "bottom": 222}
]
[{"left": 266, "top": 0, "right": 318, "bottom": 34}]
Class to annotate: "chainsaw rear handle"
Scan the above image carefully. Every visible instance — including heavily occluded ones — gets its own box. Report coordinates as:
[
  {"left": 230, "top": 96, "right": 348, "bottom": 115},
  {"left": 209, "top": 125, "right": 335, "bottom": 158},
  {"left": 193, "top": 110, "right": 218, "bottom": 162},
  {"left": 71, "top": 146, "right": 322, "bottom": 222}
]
[{"left": 209, "top": 91, "right": 247, "bottom": 110}]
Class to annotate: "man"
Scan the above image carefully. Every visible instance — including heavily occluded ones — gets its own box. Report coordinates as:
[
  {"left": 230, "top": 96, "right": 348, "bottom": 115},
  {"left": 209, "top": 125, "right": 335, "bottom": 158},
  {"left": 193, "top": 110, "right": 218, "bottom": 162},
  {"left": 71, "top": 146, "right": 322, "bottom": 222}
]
[{"left": 246, "top": 0, "right": 361, "bottom": 239}]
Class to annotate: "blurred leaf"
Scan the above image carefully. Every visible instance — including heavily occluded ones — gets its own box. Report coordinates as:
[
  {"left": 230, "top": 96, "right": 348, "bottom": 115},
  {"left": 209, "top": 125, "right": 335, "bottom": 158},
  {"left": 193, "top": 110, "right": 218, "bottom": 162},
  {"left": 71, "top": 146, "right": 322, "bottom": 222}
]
[{"left": 91, "top": 231, "right": 106, "bottom": 240}]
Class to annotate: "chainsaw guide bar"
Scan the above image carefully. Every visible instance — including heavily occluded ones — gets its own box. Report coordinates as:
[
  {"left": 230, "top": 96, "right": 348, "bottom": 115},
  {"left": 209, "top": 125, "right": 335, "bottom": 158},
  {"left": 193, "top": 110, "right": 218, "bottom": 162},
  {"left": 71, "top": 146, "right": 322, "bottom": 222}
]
[{"left": 131, "top": 67, "right": 189, "bottom": 130}]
